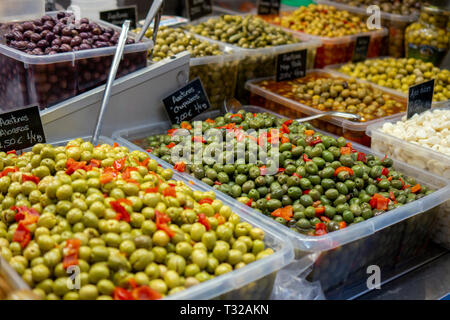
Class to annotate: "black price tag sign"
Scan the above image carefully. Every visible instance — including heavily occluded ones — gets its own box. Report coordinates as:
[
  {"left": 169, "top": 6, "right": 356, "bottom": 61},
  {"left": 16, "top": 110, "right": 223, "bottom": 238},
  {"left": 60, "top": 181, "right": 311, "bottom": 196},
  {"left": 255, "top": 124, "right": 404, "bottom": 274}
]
[
  {"left": 100, "top": 6, "right": 137, "bottom": 29},
  {"left": 352, "top": 35, "right": 370, "bottom": 62},
  {"left": 258, "top": 0, "right": 281, "bottom": 15},
  {"left": 0, "top": 106, "right": 46, "bottom": 152},
  {"left": 185, "top": 0, "right": 212, "bottom": 21},
  {"left": 276, "top": 49, "right": 307, "bottom": 82},
  {"left": 163, "top": 78, "right": 211, "bottom": 124},
  {"left": 407, "top": 79, "right": 435, "bottom": 119}
]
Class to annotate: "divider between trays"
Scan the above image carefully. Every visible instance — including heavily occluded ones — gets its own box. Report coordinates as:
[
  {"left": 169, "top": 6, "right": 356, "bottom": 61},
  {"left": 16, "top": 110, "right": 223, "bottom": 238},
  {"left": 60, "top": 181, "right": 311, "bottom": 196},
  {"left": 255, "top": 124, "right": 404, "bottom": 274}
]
[
  {"left": 112, "top": 106, "right": 450, "bottom": 253},
  {"left": 4, "top": 134, "right": 295, "bottom": 300}
]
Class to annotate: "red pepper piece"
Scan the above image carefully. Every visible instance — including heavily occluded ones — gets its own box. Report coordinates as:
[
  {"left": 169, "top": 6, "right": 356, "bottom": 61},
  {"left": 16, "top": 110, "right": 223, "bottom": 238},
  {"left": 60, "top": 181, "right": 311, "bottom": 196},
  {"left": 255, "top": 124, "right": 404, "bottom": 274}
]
[
  {"left": 162, "top": 187, "right": 177, "bottom": 198},
  {"left": 310, "top": 137, "right": 322, "bottom": 146},
  {"left": 198, "top": 198, "right": 213, "bottom": 205},
  {"left": 113, "top": 157, "right": 127, "bottom": 172},
  {"left": 303, "top": 189, "right": 311, "bottom": 194},
  {"left": 334, "top": 167, "right": 354, "bottom": 176},
  {"left": 12, "top": 223, "right": 31, "bottom": 248},
  {"left": 281, "top": 123, "right": 290, "bottom": 134},
  {"left": 22, "top": 174, "right": 40, "bottom": 184},
  {"left": 339, "top": 221, "right": 347, "bottom": 229},
  {"left": 277, "top": 168, "right": 285, "bottom": 173},
  {"left": 283, "top": 119, "right": 293, "bottom": 126},
  {"left": 214, "top": 181, "right": 222, "bottom": 185},
  {"left": 410, "top": 184, "right": 421, "bottom": 193},
  {"left": 340, "top": 147, "right": 352, "bottom": 155},
  {"left": 145, "top": 187, "right": 159, "bottom": 193},
  {"left": 271, "top": 205, "right": 293, "bottom": 221},
  {"left": 320, "top": 216, "right": 330, "bottom": 223},
  {"left": 357, "top": 152, "right": 367, "bottom": 163},
  {"left": 166, "top": 142, "right": 176, "bottom": 149},
  {"left": 132, "top": 286, "right": 162, "bottom": 300},
  {"left": 110, "top": 200, "right": 131, "bottom": 222},
  {"left": 167, "top": 128, "right": 178, "bottom": 136},
  {"left": 381, "top": 167, "right": 389, "bottom": 176},
  {"left": 197, "top": 213, "right": 211, "bottom": 231},
  {"left": 315, "top": 206, "right": 325, "bottom": 216},
  {"left": 121, "top": 167, "right": 138, "bottom": 180},
  {"left": 246, "top": 198, "right": 253, "bottom": 207},
  {"left": 369, "top": 193, "right": 390, "bottom": 210},
  {"left": 303, "top": 154, "right": 312, "bottom": 162},
  {"left": 173, "top": 162, "right": 186, "bottom": 172},
  {"left": 293, "top": 173, "right": 302, "bottom": 179},
  {"left": 6, "top": 150, "right": 17, "bottom": 155},
  {"left": 62, "top": 238, "right": 82, "bottom": 269},
  {"left": 90, "top": 159, "right": 101, "bottom": 168},
  {"left": 65, "top": 158, "right": 88, "bottom": 175},
  {"left": 113, "top": 287, "right": 135, "bottom": 300},
  {"left": 0, "top": 167, "right": 18, "bottom": 178},
  {"left": 280, "top": 135, "right": 290, "bottom": 144},
  {"left": 155, "top": 211, "right": 175, "bottom": 238}
]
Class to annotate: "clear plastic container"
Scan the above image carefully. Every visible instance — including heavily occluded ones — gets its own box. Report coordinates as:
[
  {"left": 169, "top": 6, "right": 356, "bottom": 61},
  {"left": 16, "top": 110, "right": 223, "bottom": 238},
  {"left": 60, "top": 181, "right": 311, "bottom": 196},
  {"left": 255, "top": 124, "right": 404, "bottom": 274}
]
[
  {"left": 0, "top": 12, "right": 151, "bottom": 112},
  {"left": 113, "top": 105, "right": 450, "bottom": 299},
  {"left": 366, "top": 107, "right": 450, "bottom": 250},
  {"left": 316, "top": 0, "right": 419, "bottom": 58},
  {"left": 188, "top": 16, "right": 321, "bottom": 102},
  {"left": 245, "top": 69, "right": 407, "bottom": 146},
  {"left": 325, "top": 57, "right": 450, "bottom": 104},
  {"left": 0, "top": 135, "right": 294, "bottom": 300},
  {"left": 260, "top": 9, "right": 388, "bottom": 68}
]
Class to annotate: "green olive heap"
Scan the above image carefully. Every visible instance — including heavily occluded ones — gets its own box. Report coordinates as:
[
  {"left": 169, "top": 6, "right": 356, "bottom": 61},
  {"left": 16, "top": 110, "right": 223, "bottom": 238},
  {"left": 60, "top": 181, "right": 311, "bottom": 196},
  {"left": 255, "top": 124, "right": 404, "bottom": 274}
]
[
  {"left": 338, "top": 57, "right": 450, "bottom": 101},
  {"left": 0, "top": 139, "right": 273, "bottom": 300},
  {"left": 143, "top": 110, "right": 433, "bottom": 235},
  {"left": 134, "top": 26, "right": 223, "bottom": 62},
  {"left": 188, "top": 15, "right": 299, "bottom": 48}
]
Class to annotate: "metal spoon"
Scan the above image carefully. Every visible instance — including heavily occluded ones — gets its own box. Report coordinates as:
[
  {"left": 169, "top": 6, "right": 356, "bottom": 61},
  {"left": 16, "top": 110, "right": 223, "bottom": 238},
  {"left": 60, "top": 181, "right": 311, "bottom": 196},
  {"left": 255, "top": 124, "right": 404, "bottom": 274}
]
[
  {"left": 295, "top": 111, "right": 362, "bottom": 123},
  {"left": 222, "top": 97, "right": 243, "bottom": 114},
  {"left": 91, "top": 20, "right": 130, "bottom": 145}
]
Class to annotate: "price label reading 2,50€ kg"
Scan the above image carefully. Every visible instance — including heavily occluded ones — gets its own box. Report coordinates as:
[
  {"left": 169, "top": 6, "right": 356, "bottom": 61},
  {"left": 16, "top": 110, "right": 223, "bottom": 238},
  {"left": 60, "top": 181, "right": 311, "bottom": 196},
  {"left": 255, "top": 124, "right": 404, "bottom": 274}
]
[
  {"left": 0, "top": 106, "right": 46, "bottom": 152},
  {"left": 163, "top": 78, "right": 211, "bottom": 124}
]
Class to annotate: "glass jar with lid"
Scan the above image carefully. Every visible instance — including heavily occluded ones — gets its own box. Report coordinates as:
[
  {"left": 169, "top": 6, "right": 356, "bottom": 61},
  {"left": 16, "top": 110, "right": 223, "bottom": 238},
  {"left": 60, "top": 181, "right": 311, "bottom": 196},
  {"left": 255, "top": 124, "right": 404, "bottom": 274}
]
[{"left": 405, "top": 5, "right": 449, "bottom": 66}]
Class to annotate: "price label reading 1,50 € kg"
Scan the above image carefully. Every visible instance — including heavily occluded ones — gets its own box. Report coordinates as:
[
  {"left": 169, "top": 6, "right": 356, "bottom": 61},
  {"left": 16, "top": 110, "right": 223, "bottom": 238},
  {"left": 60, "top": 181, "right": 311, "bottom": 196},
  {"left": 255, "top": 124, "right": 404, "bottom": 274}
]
[{"left": 0, "top": 105, "right": 46, "bottom": 152}]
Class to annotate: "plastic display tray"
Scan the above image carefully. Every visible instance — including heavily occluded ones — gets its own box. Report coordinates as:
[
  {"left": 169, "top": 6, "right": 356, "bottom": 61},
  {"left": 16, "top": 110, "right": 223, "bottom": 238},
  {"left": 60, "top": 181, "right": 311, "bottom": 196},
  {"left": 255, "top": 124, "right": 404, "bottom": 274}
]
[
  {"left": 245, "top": 69, "right": 408, "bottom": 146},
  {"left": 113, "top": 105, "right": 450, "bottom": 299},
  {"left": 187, "top": 15, "right": 321, "bottom": 102},
  {"left": 0, "top": 12, "right": 152, "bottom": 112},
  {"left": 0, "top": 135, "right": 294, "bottom": 300},
  {"left": 366, "top": 106, "right": 450, "bottom": 250},
  {"left": 316, "top": 0, "right": 419, "bottom": 58},
  {"left": 325, "top": 58, "right": 450, "bottom": 105},
  {"left": 260, "top": 11, "right": 388, "bottom": 68}
]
